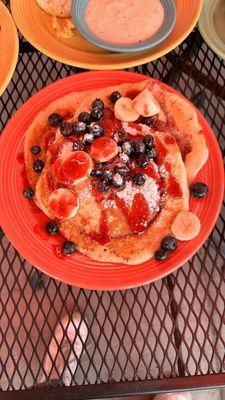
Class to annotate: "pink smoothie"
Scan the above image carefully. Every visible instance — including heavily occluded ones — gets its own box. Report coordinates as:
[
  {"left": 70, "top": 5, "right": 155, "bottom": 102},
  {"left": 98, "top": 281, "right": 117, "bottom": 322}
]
[{"left": 85, "top": 0, "right": 165, "bottom": 45}]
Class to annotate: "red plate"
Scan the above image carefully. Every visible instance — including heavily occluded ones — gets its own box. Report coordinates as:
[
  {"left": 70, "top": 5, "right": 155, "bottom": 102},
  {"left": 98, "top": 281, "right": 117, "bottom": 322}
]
[{"left": 0, "top": 71, "right": 224, "bottom": 290}]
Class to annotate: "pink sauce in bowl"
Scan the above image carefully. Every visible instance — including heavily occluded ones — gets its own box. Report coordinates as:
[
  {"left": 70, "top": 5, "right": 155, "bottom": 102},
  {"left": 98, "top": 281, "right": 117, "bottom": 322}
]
[{"left": 85, "top": 0, "right": 165, "bottom": 45}]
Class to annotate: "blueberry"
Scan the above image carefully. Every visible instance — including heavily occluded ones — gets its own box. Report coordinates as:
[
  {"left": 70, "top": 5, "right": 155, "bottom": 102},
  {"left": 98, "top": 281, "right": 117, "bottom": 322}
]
[
  {"left": 90, "top": 168, "right": 103, "bottom": 178},
  {"left": 91, "top": 108, "right": 103, "bottom": 121},
  {"left": 161, "top": 236, "right": 177, "bottom": 252},
  {"left": 97, "top": 180, "right": 110, "bottom": 192},
  {"left": 113, "top": 130, "right": 128, "bottom": 145},
  {"left": 72, "top": 121, "right": 87, "bottom": 135},
  {"left": 48, "top": 113, "right": 63, "bottom": 127},
  {"left": 143, "top": 134, "right": 154, "bottom": 149},
  {"left": 112, "top": 173, "right": 126, "bottom": 189},
  {"left": 73, "top": 140, "right": 85, "bottom": 151},
  {"left": 114, "top": 163, "right": 129, "bottom": 177},
  {"left": 78, "top": 111, "right": 91, "bottom": 124},
  {"left": 143, "top": 116, "right": 156, "bottom": 128},
  {"left": 132, "top": 173, "right": 146, "bottom": 186},
  {"left": 60, "top": 121, "right": 74, "bottom": 137},
  {"left": 62, "top": 241, "right": 76, "bottom": 255},
  {"left": 33, "top": 159, "right": 44, "bottom": 173},
  {"left": 155, "top": 249, "right": 168, "bottom": 261},
  {"left": 136, "top": 154, "right": 149, "bottom": 168},
  {"left": 110, "top": 91, "right": 121, "bottom": 103},
  {"left": 46, "top": 221, "right": 59, "bottom": 235},
  {"left": 119, "top": 153, "right": 130, "bottom": 164},
  {"left": 190, "top": 182, "right": 208, "bottom": 198},
  {"left": 30, "top": 145, "right": 41, "bottom": 155},
  {"left": 122, "top": 141, "right": 132, "bottom": 156},
  {"left": 83, "top": 133, "right": 94, "bottom": 145},
  {"left": 133, "top": 140, "right": 145, "bottom": 154},
  {"left": 103, "top": 169, "right": 113, "bottom": 183},
  {"left": 23, "top": 187, "right": 34, "bottom": 199},
  {"left": 92, "top": 98, "right": 104, "bottom": 110},
  {"left": 146, "top": 147, "right": 157, "bottom": 160},
  {"left": 88, "top": 122, "right": 104, "bottom": 137}
]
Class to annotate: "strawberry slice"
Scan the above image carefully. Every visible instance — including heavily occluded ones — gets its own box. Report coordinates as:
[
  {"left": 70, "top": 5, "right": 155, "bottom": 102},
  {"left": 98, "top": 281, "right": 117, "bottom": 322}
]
[
  {"left": 53, "top": 151, "right": 93, "bottom": 185},
  {"left": 49, "top": 188, "right": 79, "bottom": 219},
  {"left": 90, "top": 137, "right": 118, "bottom": 162}
]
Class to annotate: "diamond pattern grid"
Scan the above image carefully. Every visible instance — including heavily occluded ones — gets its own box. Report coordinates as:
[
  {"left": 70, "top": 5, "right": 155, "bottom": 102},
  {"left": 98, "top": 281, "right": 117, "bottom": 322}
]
[{"left": 0, "top": 0, "right": 225, "bottom": 396}]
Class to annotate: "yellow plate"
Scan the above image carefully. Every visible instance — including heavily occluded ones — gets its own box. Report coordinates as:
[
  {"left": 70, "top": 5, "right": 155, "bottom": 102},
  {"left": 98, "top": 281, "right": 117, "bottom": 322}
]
[
  {"left": 0, "top": 1, "right": 19, "bottom": 96},
  {"left": 11, "top": 0, "right": 202, "bottom": 70},
  {"left": 198, "top": 0, "right": 225, "bottom": 60}
]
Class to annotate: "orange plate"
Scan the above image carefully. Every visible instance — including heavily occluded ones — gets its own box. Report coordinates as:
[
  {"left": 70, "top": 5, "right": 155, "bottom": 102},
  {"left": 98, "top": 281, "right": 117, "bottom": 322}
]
[
  {"left": 0, "top": 1, "right": 19, "bottom": 96},
  {"left": 10, "top": 0, "right": 202, "bottom": 70},
  {"left": 0, "top": 71, "right": 223, "bottom": 290}
]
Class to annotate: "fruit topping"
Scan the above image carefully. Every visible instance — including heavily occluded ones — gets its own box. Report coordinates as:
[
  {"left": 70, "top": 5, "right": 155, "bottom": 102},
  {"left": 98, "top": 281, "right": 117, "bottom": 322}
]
[
  {"left": 48, "top": 113, "right": 63, "bottom": 127},
  {"left": 72, "top": 140, "right": 85, "bottom": 151},
  {"left": 60, "top": 121, "right": 74, "bottom": 137},
  {"left": 49, "top": 188, "right": 79, "bottom": 219},
  {"left": 190, "top": 182, "right": 208, "bottom": 198},
  {"left": 103, "top": 168, "right": 113, "bottom": 183},
  {"left": 133, "top": 89, "right": 161, "bottom": 117},
  {"left": 136, "top": 154, "right": 149, "bottom": 168},
  {"left": 146, "top": 147, "right": 157, "bottom": 160},
  {"left": 23, "top": 187, "right": 34, "bottom": 199},
  {"left": 92, "top": 98, "right": 104, "bottom": 110},
  {"left": 88, "top": 122, "right": 104, "bottom": 137},
  {"left": 132, "top": 173, "right": 146, "bottom": 186},
  {"left": 78, "top": 111, "right": 91, "bottom": 124},
  {"left": 33, "top": 159, "right": 44, "bottom": 173},
  {"left": 143, "top": 134, "right": 154, "bottom": 149},
  {"left": 161, "top": 236, "right": 177, "bottom": 252},
  {"left": 90, "top": 168, "right": 103, "bottom": 178},
  {"left": 31, "top": 145, "right": 41, "bottom": 155},
  {"left": 91, "top": 108, "right": 103, "bottom": 121},
  {"left": 121, "top": 141, "right": 132, "bottom": 156},
  {"left": 72, "top": 121, "right": 87, "bottom": 135},
  {"left": 53, "top": 151, "right": 93, "bottom": 184},
  {"left": 91, "top": 137, "right": 119, "bottom": 162},
  {"left": 62, "top": 240, "right": 76, "bottom": 255},
  {"left": 112, "top": 130, "right": 128, "bottom": 145},
  {"left": 119, "top": 153, "right": 130, "bottom": 164},
  {"left": 114, "top": 97, "right": 139, "bottom": 122},
  {"left": 112, "top": 173, "right": 126, "bottom": 189},
  {"left": 133, "top": 140, "right": 145, "bottom": 154},
  {"left": 171, "top": 211, "right": 201, "bottom": 241},
  {"left": 155, "top": 249, "right": 168, "bottom": 261},
  {"left": 114, "top": 163, "right": 129, "bottom": 176},
  {"left": 110, "top": 91, "right": 121, "bottom": 103},
  {"left": 83, "top": 133, "right": 94, "bottom": 145},
  {"left": 46, "top": 221, "right": 59, "bottom": 235},
  {"left": 97, "top": 179, "right": 111, "bottom": 193}
]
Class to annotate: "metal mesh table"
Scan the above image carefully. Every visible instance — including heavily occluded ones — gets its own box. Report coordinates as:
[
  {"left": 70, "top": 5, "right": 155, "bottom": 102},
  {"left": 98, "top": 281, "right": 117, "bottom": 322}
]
[{"left": 0, "top": 1, "right": 225, "bottom": 398}]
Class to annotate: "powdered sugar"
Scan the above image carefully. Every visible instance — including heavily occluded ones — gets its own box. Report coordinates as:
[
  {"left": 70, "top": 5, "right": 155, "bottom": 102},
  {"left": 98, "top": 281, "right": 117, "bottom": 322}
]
[
  {"left": 59, "top": 141, "right": 73, "bottom": 156},
  {"left": 103, "top": 199, "right": 116, "bottom": 209},
  {"left": 122, "top": 122, "right": 150, "bottom": 136},
  {"left": 117, "top": 176, "right": 160, "bottom": 212}
]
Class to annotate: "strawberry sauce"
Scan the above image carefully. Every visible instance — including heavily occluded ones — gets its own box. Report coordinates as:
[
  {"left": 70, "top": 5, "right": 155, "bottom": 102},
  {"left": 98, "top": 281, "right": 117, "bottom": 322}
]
[{"left": 90, "top": 209, "right": 110, "bottom": 245}]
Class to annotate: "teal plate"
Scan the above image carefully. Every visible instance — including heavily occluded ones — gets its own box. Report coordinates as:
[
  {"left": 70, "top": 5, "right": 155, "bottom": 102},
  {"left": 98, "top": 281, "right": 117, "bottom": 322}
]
[{"left": 71, "top": 0, "right": 176, "bottom": 53}]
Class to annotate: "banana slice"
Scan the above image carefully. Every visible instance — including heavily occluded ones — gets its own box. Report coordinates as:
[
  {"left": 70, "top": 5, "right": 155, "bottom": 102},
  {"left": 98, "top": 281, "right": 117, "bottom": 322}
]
[
  {"left": 133, "top": 88, "right": 161, "bottom": 117},
  {"left": 91, "top": 137, "right": 119, "bottom": 162},
  {"left": 49, "top": 188, "right": 79, "bottom": 220},
  {"left": 171, "top": 211, "right": 201, "bottom": 241},
  {"left": 53, "top": 151, "right": 93, "bottom": 185},
  {"left": 114, "top": 97, "right": 139, "bottom": 122}
]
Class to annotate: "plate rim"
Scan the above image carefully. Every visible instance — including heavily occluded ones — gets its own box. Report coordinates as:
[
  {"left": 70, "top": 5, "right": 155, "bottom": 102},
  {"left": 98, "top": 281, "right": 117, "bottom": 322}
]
[
  {"left": 0, "top": 70, "right": 224, "bottom": 290},
  {"left": 10, "top": 0, "right": 203, "bottom": 69},
  {"left": 0, "top": 1, "right": 19, "bottom": 96},
  {"left": 198, "top": 0, "right": 225, "bottom": 60}
]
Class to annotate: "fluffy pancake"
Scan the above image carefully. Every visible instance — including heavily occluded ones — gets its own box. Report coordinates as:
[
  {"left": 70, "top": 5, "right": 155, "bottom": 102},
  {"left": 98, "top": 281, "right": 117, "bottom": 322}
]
[{"left": 23, "top": 78, "right": 209, "bottom": 265}]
